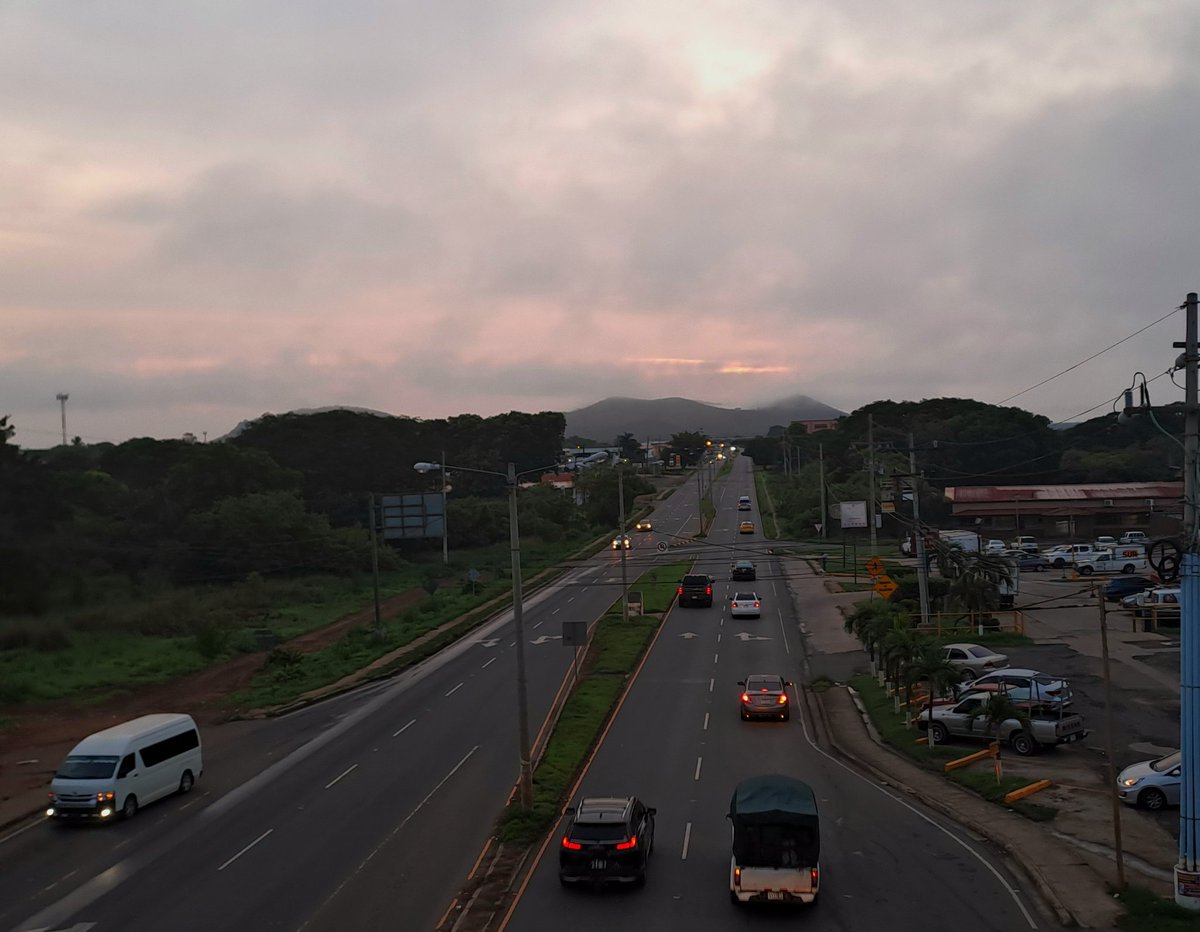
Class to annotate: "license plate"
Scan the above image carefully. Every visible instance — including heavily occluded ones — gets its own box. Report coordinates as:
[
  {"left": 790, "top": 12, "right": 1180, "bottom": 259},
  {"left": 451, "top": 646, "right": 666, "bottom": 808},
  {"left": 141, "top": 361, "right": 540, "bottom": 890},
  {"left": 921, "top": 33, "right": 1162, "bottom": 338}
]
[
  {"left": 767, "top": 891, "right": 784, "bottom": 901},
  {"left": 590, "top": 859, "right": 606, "bottom": 870}
]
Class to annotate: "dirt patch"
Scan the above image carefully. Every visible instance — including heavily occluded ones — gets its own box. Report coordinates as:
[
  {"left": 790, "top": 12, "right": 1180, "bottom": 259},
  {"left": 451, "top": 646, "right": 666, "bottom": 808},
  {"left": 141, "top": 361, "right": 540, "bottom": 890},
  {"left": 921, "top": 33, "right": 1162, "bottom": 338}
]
[{"left": 0, "top": 587, "right": 428, "bottom": 815}]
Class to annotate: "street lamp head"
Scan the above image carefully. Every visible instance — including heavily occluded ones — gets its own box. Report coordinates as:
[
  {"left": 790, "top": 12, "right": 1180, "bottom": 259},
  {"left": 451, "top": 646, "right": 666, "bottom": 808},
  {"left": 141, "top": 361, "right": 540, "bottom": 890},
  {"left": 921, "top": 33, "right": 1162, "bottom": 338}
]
[{"left": 413, "top": 462, "right": 441, "bottom": 473}]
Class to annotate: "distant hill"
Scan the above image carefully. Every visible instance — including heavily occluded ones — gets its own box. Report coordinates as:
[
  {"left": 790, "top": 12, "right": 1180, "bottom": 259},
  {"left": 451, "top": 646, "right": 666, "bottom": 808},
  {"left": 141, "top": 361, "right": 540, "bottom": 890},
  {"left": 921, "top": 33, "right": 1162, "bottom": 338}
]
[{"left": 564, "top": 395, "right": 845, "bottom": 444}]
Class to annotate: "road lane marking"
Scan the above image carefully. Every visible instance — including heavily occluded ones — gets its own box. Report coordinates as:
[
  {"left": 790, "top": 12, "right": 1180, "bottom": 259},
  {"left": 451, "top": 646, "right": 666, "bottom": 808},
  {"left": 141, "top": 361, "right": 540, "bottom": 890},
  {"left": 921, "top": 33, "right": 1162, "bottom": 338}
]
[
  {"left": 797, "top": 706, "right": 1038, "bottom": 928},
  {"left": 324, "top": 764, "right": 358, "bottom": 789},
  {"left": 0, "top": 818, "right": 45, "bottom": 845},
  {"left": 445, "top": 682, "right": 464, "bottom": 697},
  {"left": 532, "top": 620, "right": 543, "bottom": 629},
  {"left": 509, "top": 641, "right": 516, "bottom": 647},
  {"left": 567, "top": 596, "right": 575, "bottom": 603},
  {"left": 551, "top": 608, "right": 560, "bottom": 614},
  {"left": 703, "top": 713, "right": 709, "bottom": 732},
  {"left": 298, "top": 747, "right": 479, "bottom": 931},
  {"left": 218, "top": 829, "right": 273, "bottom": 871},
  {"left": 709, "top": 678, "right": 714, "bottom": 693},
  {"left": 681, "top": 822, "right": 692, "bottom": 860},
  {"left": 694, "top": 757, "right": 703, "bottom": 781},
  {"left": 778, "top": 611, "right": 790, "bottom": 655},
  {"left": 393, "top": 719, "right": 416, "bottom": 737},
  {"left": 713, "top": 653, "right": 719, "bottom": 665},
  {"left": 716, "top": 632, "right": 721, "bottom": 643},
  {"left": 481, "top": 657, "right": 497, "bottom": 670}
]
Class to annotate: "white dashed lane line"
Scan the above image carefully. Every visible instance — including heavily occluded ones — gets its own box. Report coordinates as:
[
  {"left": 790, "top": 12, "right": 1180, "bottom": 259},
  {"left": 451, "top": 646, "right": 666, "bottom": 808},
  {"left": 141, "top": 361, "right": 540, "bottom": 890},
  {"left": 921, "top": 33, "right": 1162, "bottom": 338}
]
[
  {"left": 325, "top": 764, "right": 358, "bottom": 789},
  {"left": 393, "top": 720, "right": 415, "bottom": 737},
  {"left": 219, "top": 829, "right": 273, "bottom": 871}
]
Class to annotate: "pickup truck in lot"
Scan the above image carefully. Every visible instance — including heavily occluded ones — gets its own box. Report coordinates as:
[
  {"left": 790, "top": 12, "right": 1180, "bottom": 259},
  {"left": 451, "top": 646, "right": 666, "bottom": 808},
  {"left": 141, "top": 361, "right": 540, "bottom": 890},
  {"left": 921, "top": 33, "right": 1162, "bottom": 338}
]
[
  {"left": 1073, "top": 549, "right": 1150, "bottom": 576},
  {"left": 916, "top": 691, "right": 1088, "bottom": 756}
]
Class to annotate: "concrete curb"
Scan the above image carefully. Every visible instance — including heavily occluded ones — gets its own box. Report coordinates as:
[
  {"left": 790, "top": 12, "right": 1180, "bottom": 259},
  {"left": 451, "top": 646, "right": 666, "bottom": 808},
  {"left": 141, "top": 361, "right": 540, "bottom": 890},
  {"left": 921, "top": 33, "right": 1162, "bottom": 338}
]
[{"left": 816, "top": 686, "right": 1079, "bottom": 929}]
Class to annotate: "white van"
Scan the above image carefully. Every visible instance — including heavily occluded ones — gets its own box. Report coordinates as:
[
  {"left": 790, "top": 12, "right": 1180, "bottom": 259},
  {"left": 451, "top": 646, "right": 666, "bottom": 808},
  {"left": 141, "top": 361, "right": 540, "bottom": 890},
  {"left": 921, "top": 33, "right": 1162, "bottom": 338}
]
[{"left": 47, "top": 713, "right": 202, "bottom": 822}]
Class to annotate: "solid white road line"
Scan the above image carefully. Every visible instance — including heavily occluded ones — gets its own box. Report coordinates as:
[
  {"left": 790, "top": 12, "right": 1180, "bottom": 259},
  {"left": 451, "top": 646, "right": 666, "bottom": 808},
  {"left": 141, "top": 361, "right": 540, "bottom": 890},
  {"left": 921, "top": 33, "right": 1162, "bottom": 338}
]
[
  {"left": 445, "top": 682, "right": 464, "bottom": 697},
  {"left": 393, "top": 719, "right": 416, "bottom": 737},
  {"left": 324, "top": 764, "right": 358, "bottom": 790},
  {"left": 681, "top": 822, "right": 692, "bottom": 860},
  {"left": 218, "top": 829, "right": 273, "bottom": 871},
  {"left": 778, "top": 611, "right": 790, "bottom": 654},
  {"left": 694, "top": 757, "right": 703, "bottom": 781},
  {"left": 481, "top": 657, "right": 497, "bottom": 670}
]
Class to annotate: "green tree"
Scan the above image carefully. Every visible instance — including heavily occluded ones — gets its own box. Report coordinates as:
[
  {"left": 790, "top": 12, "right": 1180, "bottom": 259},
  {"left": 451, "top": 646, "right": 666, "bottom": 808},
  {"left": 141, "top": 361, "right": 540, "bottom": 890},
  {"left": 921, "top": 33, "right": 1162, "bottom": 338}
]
[{"left": 903, "top": 645, "right": 959, "bottom": 740}]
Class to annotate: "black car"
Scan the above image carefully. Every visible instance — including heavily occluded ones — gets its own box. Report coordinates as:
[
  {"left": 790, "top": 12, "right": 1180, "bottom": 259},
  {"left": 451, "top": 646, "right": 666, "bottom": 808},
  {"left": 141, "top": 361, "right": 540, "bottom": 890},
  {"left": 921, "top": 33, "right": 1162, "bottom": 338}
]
[
  {"left": 730, "top": 560, "right": 757, "bottom": 581},
  {"left": 677, "top": 574, "right": 715, "bottom": 607},
  {"left": 1104, "top": 575, "right": 1156, "bottom": 603},
  {"left": 739, "top": 674, "right": 793, "bottom": 721},
  {"left": 559, "top": 796, "right": 655, "bottom": 886}
]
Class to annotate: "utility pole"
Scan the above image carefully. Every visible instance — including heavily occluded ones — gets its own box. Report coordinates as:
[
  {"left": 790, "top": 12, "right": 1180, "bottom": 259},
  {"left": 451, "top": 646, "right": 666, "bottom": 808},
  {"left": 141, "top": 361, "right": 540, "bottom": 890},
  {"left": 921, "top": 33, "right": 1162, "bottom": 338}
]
[
  {"left": 507, "top": 462, "right": 534, "bottom": 809},
  {"left": 618, "top": 468, "right": 629, "bottom": 623},
  {"left": 1178, "top": 291, "right": 1200, "bottom": 909},
  {"left": 56, "top": 393, "right": 69, "bottom": 445},
  {"left": 440, "top": 451, "right": 449, "bottom": 565},
  {"left": 368, "top": 492, "right": 383, "bottom": 641},
  {"left": 868, "top": 413, "right": 878, "bottom": 555},
  {"left": 909, "top": 433, "right": 930, "bottom": 627},
  {"left": 819, "top": 443, "right": 828, "bottom": 541},
  {"left": 1098, "top": 585, "right": 1127, "bottom": 889}
]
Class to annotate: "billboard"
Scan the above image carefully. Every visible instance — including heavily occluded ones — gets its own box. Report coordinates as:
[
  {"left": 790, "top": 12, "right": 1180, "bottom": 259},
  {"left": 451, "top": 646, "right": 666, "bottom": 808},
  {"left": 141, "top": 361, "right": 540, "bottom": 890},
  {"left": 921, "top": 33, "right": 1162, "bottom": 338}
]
[{"left": 380, "top": 493, "right": 445, "bottom": 540}]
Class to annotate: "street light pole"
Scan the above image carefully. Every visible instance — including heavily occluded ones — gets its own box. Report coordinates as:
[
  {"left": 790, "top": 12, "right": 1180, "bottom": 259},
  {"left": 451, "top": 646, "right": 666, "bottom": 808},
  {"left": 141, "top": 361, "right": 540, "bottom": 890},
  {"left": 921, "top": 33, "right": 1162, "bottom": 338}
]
[
  {"left": 440, "top": 452, "right": 449, "bottom": 565},
  {"left": 506, "top": 462, "right": 534, "bottom": 808}
]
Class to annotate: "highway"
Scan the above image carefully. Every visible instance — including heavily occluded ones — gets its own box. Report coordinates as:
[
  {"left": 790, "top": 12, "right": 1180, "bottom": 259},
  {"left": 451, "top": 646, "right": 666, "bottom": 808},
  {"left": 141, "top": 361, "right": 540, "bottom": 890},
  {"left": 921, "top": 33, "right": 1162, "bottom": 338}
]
[
  {"left": 2, "top": 477, "right": 710, "bottom": 932},
  {"left": 502, "top": 458, "right": 1049, "bottom": 931}
]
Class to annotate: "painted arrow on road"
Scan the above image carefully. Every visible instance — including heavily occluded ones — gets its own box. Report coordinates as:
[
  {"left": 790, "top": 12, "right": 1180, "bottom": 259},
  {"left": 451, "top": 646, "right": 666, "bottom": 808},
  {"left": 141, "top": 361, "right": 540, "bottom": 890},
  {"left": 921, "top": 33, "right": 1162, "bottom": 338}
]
[
  {"left": 530, "top": 635, "right": 563, "bottom": 645},
  {"left": 734, "top": 632, "right": 771, "bottom": 641},
  {"left": 679, "top": 632, "right": 699, "bottom": 639},
  {"left": 477, "top": 638, "right": 501, "bottom": 648}
]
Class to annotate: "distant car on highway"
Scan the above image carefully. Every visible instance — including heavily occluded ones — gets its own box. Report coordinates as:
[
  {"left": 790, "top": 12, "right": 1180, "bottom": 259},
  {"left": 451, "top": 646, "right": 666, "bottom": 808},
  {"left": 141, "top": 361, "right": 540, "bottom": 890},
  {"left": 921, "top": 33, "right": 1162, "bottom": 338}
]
[
  {"left": 635, "top": 519, "right": 653, "bottom": 532},
  {"left": 730, "top": 592, "right": 761, "bottom": 618},
  {"left": 738, "top": 674, "right": 792, "bottom": 721},
  {"left": 737, "top": 495, "right": 752, "bottom": 511},
  {"left": 559, "top": 796, "right": 656, "bottom": 886},
  {"left": 611, "top": 534, "right": 631, "bottom": 550},
  {"left": 738, "top": 521, "right": 755, "bottom": 534},
  {"left": 941, "top": 643, "right": 1009, "bottom": 682},
  {"left": 1117, "top": 751, "right": 1181, "bottom": 811},
  {"left": 730, "top": 560, "right": 757, "bottom": 581}
]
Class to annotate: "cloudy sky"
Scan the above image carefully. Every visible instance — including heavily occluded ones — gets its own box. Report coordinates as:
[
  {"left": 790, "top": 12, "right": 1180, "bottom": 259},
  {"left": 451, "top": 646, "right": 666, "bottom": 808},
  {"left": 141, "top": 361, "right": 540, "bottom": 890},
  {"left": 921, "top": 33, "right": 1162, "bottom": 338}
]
[{"left": 3, "top": 1, "right": 1199, "bottom": 447}]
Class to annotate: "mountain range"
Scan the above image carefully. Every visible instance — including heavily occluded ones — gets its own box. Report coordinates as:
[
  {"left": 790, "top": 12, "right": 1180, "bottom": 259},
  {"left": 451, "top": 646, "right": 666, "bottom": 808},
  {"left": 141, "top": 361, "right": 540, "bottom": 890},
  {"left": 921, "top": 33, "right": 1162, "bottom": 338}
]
[{"left": 564, "top": 395, "right": 846, "bottom": 444}]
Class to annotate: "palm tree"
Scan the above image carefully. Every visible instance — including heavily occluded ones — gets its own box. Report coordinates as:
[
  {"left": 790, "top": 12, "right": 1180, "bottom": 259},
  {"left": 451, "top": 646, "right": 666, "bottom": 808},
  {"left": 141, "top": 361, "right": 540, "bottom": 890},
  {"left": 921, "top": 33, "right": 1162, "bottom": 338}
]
[
  {"left": 947, "top": 554, "right": 1013, "bottom": 631},
  {"left": 880, "top": 620, "right": 923, "bottom": 693},
  {"left": 903, "top": 645, "right": 960, "bottom": 737},
  {"left": 966, "top": 692, "right": 1035, "bottom": 762}
]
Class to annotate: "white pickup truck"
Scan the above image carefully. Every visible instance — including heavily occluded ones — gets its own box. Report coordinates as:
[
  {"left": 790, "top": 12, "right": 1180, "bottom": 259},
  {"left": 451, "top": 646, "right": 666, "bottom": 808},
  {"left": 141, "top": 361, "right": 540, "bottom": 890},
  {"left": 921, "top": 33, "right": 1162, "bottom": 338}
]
[
  {"left": 1073, "top": 548, "right": 1149, "bottom": 576},
  {"left": 916, "top": 691, "right": 1088, "bottom": 756}
]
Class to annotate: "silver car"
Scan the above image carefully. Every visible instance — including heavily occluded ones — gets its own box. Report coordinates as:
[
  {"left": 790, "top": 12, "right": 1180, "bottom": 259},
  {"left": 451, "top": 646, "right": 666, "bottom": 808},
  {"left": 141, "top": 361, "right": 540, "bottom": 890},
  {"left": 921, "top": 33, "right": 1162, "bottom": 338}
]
[
  {"left": 1118, "top": 751, "right": 1181, "bottom": 810},
  {"left": 953, "top": 668, "right": 1072, "bottom": 705},
  {"left": 730, "top": 592, "right": 761, "bottom": 619},
  {"left": 942, "top": 643, "right": 1009, "bottom": 682}
]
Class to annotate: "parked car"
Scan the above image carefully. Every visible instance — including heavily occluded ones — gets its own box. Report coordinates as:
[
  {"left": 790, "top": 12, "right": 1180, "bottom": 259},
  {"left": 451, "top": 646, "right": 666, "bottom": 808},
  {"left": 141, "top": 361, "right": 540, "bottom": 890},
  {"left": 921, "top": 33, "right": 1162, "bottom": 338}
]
[
  {"left": 738, "top": 674, "right": 792, "bottom": 721},
  {"left": 1045, "top": 544, "right": 1096, "bottom": 568},
  {"left": 730, "top": 560, "right": 757, "bottom": 581},
  {"left": 1120, "top": 530, "right": 1149, "bottom": 545},
  {"left": 559, "top": 796, "right": 656, "bottom": 886},
  {"left": 730, "top": 592, "right": 761, "bottom": 619},
  {"left": 984, "top": 539, "right": 1007, "bottom": 554},
  {"left": 1093, "top": 536, "right": 1118, "bottom": 550},
  {"left": 1003, "top": 550, "right": 1048, "bottom": 572},
  {"left": 635, "top": 518, "right": 653, "bottom": 532},
  {"left": 738, "top": 520, "right": 755, "bottom": 534},
  {"left": 1132, "top": 587, "right": 1181, "bottom": 619},
  {"left": 1117, "top": 751, "right": 1181, "bottom": 811},
  {"left": 1009, "top": 535, "right": 1039, "bottom": 553},
  {"left": 955, "top": 668, "right": 1072, "bottom": 705},
  {"left": 942, "top": 643, "right": 1009, "bottom": 682},
  {"left": 1103, "top": 576, "right": 1156, "bottom": 603}
]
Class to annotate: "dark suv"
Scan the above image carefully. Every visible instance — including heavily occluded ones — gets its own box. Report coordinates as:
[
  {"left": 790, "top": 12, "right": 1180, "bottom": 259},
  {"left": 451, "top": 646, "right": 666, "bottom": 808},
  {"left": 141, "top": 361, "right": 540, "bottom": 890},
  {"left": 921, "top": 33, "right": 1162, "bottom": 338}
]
[
  {"left": 559, "top": 796, "right": 656, "bottom": 886},
  {"left": 678, "top": 574, "right": 715, "bottom": 607}
]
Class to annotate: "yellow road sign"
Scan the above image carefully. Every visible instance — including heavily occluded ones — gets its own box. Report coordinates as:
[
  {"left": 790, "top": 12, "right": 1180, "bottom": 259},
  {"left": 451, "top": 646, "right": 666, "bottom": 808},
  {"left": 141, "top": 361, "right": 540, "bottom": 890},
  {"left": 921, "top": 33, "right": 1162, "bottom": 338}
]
[
  {"left": 865, "top": 556, "right": 885, "bottom": 577},
  {"left": 874, "top": 574, "right": 898, "bottom": 598}
]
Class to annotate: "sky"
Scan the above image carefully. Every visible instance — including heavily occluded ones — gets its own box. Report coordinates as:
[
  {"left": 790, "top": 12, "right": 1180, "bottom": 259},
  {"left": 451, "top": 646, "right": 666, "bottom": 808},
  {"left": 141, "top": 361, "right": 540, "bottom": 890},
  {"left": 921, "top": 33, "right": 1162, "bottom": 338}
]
[{"left": 3, "top": 1, "right": 1199, "bottom": 448}]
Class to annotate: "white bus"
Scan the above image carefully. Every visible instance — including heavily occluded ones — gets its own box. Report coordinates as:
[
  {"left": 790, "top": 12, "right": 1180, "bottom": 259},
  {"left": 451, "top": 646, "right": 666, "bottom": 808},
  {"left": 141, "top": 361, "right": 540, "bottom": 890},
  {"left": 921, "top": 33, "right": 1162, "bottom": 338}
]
[{"left": 47, "top": 713, "right": 202, "bottom": 822}]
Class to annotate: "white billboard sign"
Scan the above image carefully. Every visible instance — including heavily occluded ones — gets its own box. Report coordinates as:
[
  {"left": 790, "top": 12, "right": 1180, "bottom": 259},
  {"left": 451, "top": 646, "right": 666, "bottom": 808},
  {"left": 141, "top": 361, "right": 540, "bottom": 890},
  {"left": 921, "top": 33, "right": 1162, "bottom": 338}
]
[{"left": 840, "top": 501, "right": 868, "bottom": 528}]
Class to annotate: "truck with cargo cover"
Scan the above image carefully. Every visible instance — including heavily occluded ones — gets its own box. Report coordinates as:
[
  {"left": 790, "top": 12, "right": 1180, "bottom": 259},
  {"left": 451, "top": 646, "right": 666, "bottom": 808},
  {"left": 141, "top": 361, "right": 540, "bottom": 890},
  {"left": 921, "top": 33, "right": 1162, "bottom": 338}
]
[
  {"left": 916, "top": 690, "right": 1088, "bottom": 756},
  {"left": 728, "top": 774, "right": 820, "bottom": 906},
  {"left": 677, "top": 573, "right": 715, "bottom": 607}
]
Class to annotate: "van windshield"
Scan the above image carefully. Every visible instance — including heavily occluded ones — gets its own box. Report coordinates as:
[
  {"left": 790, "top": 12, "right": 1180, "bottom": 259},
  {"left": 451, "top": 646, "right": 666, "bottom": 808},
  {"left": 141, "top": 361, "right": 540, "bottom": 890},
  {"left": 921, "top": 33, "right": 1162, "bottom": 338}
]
[{"left": 56, "top": 755, "right": 119, "bottom": 779}]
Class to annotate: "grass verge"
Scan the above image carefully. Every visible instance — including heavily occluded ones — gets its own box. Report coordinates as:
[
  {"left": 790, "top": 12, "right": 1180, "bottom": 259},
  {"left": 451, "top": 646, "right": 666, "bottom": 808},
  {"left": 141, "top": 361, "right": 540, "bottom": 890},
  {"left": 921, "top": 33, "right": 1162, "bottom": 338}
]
[
  {"left": 753, "top": 469, "right": 780, "bottom": 539},
  {"left": 1115, "top": 885, "right": 1200, "bottom": 930},
  {"left": 850, "top": 674, "right": 1058, "bottom": 821}
]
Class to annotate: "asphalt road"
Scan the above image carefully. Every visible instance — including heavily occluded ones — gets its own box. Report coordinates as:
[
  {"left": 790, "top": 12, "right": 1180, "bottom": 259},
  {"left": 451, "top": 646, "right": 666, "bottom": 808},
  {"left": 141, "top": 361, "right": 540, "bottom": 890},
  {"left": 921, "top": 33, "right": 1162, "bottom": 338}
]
[
  {"left": 2, "top": 477, "right": 714, "bottom": 932},
  {"left": 503, "top": 460, "right": 1046, "bottom": 932}
]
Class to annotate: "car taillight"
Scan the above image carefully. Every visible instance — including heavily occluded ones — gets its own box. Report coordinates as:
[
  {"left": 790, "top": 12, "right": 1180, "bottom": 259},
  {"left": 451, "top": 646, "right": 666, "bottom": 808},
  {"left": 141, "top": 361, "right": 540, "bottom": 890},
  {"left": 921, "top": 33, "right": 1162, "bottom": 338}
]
[
  {"left": 561, "top": 837, "right": 582, "bottom": 850},
  {"left": 677, "top": 587, "right": 683, "bottom": 595},
  {"left": 741, "top": 693, "right": 750, "bottom": 702},
  {"left": 734, "top": 867, "right": 742, "bottom": 886},
  {"left": 753, "top": 601, "right": 759, "bottom": 608},
  {"left": 616, "top": 836, "right": 638, "bottom": 850},
  {"left": 778, "top": 694, "right": 787, "bottom": 704},
  {"left": 811, "top": 867, "right": 819, "bottom": 886},
  {"left": 706, "top": 586, "right": 712, "bottom": 595}
]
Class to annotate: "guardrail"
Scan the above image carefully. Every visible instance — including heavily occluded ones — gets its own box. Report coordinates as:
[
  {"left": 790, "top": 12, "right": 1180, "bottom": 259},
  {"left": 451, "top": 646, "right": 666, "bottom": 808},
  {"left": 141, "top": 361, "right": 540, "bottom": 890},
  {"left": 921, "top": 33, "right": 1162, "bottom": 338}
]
[{"left": 910, "top": 610, "right": 1025, "bottom": 636}]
